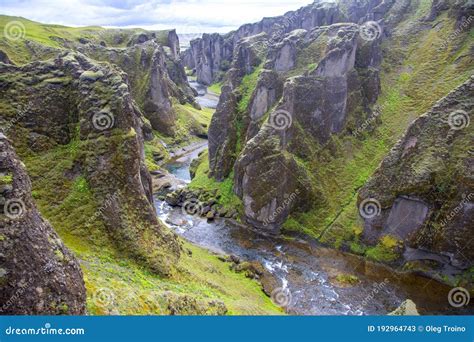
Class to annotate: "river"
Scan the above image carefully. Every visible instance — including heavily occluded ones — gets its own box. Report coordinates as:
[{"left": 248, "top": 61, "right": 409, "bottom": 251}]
[{"left": 153, "top": 80, "right": 470, "bottom": 315}]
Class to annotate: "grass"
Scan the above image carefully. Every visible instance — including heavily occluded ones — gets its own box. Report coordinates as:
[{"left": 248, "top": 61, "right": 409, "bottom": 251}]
[
  {"left": 365, "top": 236, "right": 401, "bottom": 263},
  {"left": 0, "top": 174, "right": 13, "bottom": 186},
  {"left": 237, "top": 65, "right": 263, "bottom": 113},
  {"left": 83, "top": 240, "right": 282, "bottom": 315},
  {"left": 208, "top": 82, "right": 223, "bottom": 95},
  {"left": 282, "top": 4, "right": 474, "bottom": 255},
  {"left": 335, "top": 274, "right": 360, "bottom": 286},
  {"left": 0, "top": 15, "right": 170, "bottom": 65},
  {"left": 19, "top": 136, "right": 279, "bottom": 315},
  {"left": 189, "top": 150, "right": 243, "bottom": 211}
]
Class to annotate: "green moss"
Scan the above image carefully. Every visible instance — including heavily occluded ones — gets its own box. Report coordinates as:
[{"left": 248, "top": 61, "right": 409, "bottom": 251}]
[
  {"left": 237, "top": 65, "right": 263, "bottom": 113},
  {"left": 189, "top": 150, "right": 242, "bottom": 212},
  {"left": 175, "top": 102, "right": 214, "bottom": 139},
  {"left": 365, "top": 235, "right": 401, "bottom": 263},
  {"left": 283, "top": 6, "right": 474, "bottom": 252},
  {"left": 335, "top": 274, "right": 360, "bottom": 285},
  {"left": 0, "top": 174, "right": 13, "bottom": 186},
  {"left": 144, "top": 136, "right": 169, "bottom": 171},
  {"left": 208, "top": 82, "right": 222, "bottom": 95}
]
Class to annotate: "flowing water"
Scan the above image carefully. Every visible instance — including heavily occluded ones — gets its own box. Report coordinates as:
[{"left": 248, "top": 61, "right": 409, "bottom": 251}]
[{"left": 153, "top": 80, "right": 472, "bottom": 315}]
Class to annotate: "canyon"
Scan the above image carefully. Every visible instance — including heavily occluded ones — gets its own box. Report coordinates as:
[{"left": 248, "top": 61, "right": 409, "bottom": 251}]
[{"left": 0, "top": 0, "right": 473, "bottom": 315}]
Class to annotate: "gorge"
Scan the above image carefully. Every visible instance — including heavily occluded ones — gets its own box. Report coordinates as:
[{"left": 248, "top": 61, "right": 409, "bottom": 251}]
[{"left": 0, "top": 0, "right": 473, "bottom": 316}]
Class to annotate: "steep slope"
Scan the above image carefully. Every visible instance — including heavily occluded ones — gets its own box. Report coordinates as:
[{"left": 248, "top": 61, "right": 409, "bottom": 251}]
[
  {"left": 0, "top": 18, "right": 281, "bottom": 315},
  {"left": 0, "top": 15, "right": 208, "bottom": 140},
  {"left": 183, "top": 0, "right": 393, "bottom": 85},
  {"left": 0, "top": 52, "right": 181, "bottom": 276},
  {"left": 358, "top": 76, "right": 473, "bottom": 281},
  {"left": 0, "top": 134, "right": 86, "bottom": 314},
  {"left": 189, "top": 0, "right": 473, "bottom": 286}
]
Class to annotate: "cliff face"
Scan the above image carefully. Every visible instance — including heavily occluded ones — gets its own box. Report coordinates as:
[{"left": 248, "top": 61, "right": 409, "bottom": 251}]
[
  {"left": 182, "top": 0, "right": 389, "bottom": 85},
  {"left": 79, "top": 39, "right": 197, "bottom": 137},
  {"left": 192, "top": 0, "right": 474, "bottom": 285},
  {"left": 358, "top": 77, "right": 473, "bottom": 272},
  {"left": 0, "top": 52, "right": 181, "bottom": 276},
  {"left": 0, "top": 23, "right": 199, "bottom": 139},
  {"left": 0, "top": 134, "right": 86, "bottom": 314}
]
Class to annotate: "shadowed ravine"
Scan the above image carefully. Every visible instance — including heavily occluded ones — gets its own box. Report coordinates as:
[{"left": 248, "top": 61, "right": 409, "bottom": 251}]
[{"left": 153, "top": 83, "right": 469, "bottom": 316}]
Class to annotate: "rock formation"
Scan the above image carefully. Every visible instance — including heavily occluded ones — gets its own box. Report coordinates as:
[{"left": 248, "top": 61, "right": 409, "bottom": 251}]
[
  {"left": 183, "top": 0, "right": 391, "bottom": 85},
  {"left": 359, "top": 76, "right": 473, "bottom": 273},
  {"left": 0, "top": 134, "right": 86, "bottom": 314},
  {"left": 0, "top": 52, "right": 181, "bottom": 276}
]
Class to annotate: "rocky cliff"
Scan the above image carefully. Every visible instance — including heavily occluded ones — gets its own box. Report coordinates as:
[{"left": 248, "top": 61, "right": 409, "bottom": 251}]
[
  {"left": 0, "top": 134, "right": 86, "bottom": 314},
  {"left": 182, "top": 0, "right": 392, "bottom": 85},
  {"left": 358, "top": 76, "right": 473, "bottom": 276},
  {"left": 0, "top": 52, "right": 181, "bottom": 276},
  {"left": 0, "top": 19, "right": 203, "bottom": 139},
  {"left": 190, "top": 0, "right": 474, "bottom": 286}
]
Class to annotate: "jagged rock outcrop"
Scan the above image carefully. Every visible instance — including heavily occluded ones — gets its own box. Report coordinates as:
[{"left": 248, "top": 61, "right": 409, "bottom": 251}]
[
  {"left": 0, "top": 134, "right": 86, "bottom": 314},
  {"left": 208, "top": 33, "right": 269, "bottom": 181},
  {"left": 223, "top": 22, "right": 382, "bottom": 228},
  {"left": 183, "top": 0, "right": 391, "bottom": 85},
  {"left": 0, "top": 22, "right": 197, "bottom": 138},
  {"left": 0, "top": 52, "right": 181, "bottom": 275},
  {"left": 358, "top": 76, "right": 473, "bottom": 273},
  {"left": 78, "top": 38, "right": 196, "bottom": 136}
]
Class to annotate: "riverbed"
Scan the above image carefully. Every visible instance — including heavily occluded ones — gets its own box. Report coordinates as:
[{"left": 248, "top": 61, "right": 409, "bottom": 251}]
[{"left": 153, "top": 80, "right": 469, "bottom": 315}]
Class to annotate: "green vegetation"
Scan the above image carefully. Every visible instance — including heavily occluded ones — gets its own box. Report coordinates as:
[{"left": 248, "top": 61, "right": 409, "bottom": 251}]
[
  {"left": 334, "top": 274, "right": 360, "bottom": 286},
  {"left": 282, "top": 3, "right": 474, "bottom": 257},
  {"left": 175, "top": 103, "right": 214, "bottom": 137},
  {"left": 189, "top": 150, "right": 243, "bottom": 212},
  {"left": 19, "top": 134, "right": 278, "bottom": 315},
  {"left": 0, "top": 15, "right": 170, "bottom": 65},
  {"left": 208, "top": 82, "right": 223, "bottom": 95},
  {"left": 237, "top": 65, "right": 263, "bottom": 113},
  {"left": 0, "top": 174, "right": 13, "bottom": 186},
  {"left": 144, "top": 136, "right": 169, "bottom": 172},
  {"left": 365, "top": 236, "right": 401, "bottom": 263}
]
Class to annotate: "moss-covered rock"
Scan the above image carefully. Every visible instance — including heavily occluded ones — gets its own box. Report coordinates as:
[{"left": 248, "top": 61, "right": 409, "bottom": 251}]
[{"left": 0, "top": 134, "right": 86, "bottom": 314}]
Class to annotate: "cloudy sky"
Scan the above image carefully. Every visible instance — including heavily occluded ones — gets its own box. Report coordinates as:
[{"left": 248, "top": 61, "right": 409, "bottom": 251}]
[{"left": 1, "top": 0, "right": 313, "bottom": 34}]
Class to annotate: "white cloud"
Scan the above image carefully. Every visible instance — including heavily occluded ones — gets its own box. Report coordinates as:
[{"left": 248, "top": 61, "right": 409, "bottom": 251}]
[{"left": 0, "top": 0, "right": 313, "bottom": 33}]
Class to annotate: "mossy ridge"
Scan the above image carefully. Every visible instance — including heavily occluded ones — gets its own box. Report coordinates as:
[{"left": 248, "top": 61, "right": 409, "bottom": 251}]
[
  {"left": 282, "top": 5, "right": 474, "bottom": 250},
  {"left": 0, "top": 15, "right": 170, "bottom": 65},
  {"left": 21, "top": 135, "right": 278, "bottom": 315}
]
